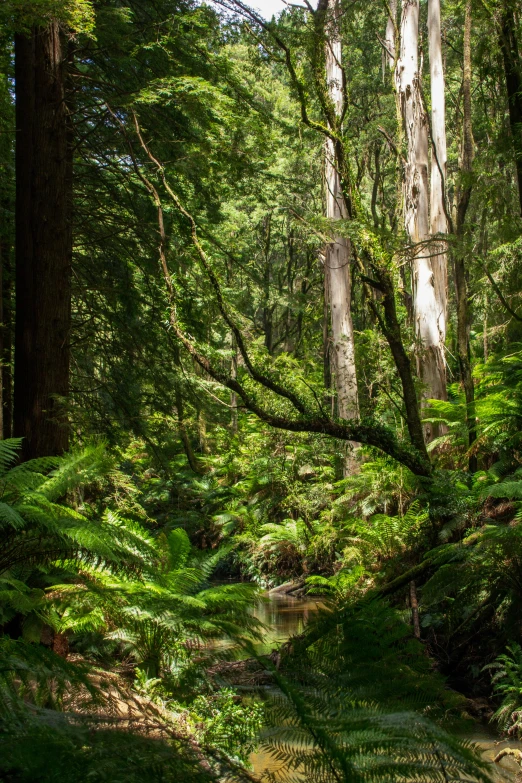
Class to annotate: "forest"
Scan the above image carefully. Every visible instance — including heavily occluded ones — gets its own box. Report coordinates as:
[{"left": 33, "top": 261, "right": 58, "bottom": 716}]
[{"left": 2, "top": 0, "right": 522, "bottom": 779}]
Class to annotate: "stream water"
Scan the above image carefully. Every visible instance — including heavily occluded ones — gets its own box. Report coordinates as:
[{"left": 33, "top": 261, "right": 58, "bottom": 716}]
[{"left": 249, "top": 593, "right": 522, "bottom": 781}]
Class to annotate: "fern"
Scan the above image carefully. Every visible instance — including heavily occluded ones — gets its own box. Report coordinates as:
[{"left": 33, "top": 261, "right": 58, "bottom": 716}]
[
  {"left": 484, "top": 643, "right": 522, "bottom": 737},
  {"left": 256, "top": 600, "right": 491, "bottom": 782},
  {"left": 51, "top": 529, "right": 263, "bottom": 676}
]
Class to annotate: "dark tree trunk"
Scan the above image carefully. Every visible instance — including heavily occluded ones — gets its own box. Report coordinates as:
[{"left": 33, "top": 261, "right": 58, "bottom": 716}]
[
  {"left": 2, "top": 269, "right": 13, "bottom": 441},
  {"left": 175, "top": 385, "right": 202, "bottom": 474},
  {"left": 378, "top": 268, "right": 428, "bottom": 461},
  {"left": 0, "top": 242, "right": 5, "bottom": 439},
  {"left": 499, "top": 2, "right": 522, "bottom": 216},
  {"left": 14, "top": 23, "right": 72, "bottom": 459},
  {"left": 409, "top": 580, "right": 421, "bottom": 639},
  {"left": 0, "top": 239, "right": 13, "bottom": 439}
]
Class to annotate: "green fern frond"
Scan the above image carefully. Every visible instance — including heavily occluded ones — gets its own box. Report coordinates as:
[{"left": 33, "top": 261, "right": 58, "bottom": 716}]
[{"left": 0, "top": 438, "right": 23, "bottom": 477}]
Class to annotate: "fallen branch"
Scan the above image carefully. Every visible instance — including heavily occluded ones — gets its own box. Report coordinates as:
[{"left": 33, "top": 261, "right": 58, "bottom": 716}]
[{"left": 494, "top": 748, "right": 522, "bottom": 765}]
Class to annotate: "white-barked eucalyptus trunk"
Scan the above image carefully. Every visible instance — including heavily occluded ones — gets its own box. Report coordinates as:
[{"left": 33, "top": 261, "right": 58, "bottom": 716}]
[
  {"left": 384, "top": 0, "right": 398, "bottom": 71},
  {"left": 396, "top": 0, "right": 446, "bottom": 439},
  {"left": 324, "top": 0, "right": 358, "bottom": 426},
  {"left": 428, "top": 0, "right": 448, "bottom": 399}
]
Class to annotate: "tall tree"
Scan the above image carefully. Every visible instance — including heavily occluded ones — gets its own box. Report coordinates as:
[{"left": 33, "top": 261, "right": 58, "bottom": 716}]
[
  {"left": 14, "top": 21, "right": 72, "bottom": 458},
  {"left": 428, "top": 0, "right": 448, "bottom": 399},
  {"left": 499, "top": 0, "right": 522, "bottom": 216},
  {"left": 324, "top": 0, "right": 358, "bottom": 426},
  {"left": 396, "top": 0, "right": 445, "bottom": 439},
  {"left": 0, "top": 39, "right": 13, "bottom": 440}
]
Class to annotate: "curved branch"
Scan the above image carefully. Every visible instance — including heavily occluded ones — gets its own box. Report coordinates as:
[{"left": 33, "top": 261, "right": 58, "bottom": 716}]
[
  {"left": 132, "top": 116, "right": 310, "bottom": 418},
  {"left": 115, "top": 113, "right": 431, "bottom": 477},
  {"left": 170, "top": 317, "right": 431, "bottom": 476},
  {"left": 481, "top": 258, "right": 522, "bottom": 323}
]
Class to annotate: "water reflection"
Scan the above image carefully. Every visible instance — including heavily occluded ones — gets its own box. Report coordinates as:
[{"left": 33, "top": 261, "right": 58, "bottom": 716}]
[
  {"left": 463, "top": 724, "right": 522, "bottom": 781},
  {"left": 252, "top": 593, "right": 323, "bottom": 653},
  {"left": 250, "top": 593, "right": 317, "bottom": 778}
]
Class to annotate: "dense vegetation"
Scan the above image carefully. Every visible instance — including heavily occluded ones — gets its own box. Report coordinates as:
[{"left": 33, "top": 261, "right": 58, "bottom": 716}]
[{"left": 2, "top": 0, "right": 522, "bottom": 779}]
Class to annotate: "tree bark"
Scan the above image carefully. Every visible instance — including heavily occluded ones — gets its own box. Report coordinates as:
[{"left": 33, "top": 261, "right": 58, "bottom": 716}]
[
  {"left": 0, "top": 240, "right": 14, "bottom": 441},
  {"left": 455, "top": 0, "right": 476, "bottom": 472},
  {"left": 0, "top": 241, "right": 6, "bottom": 440},
  {"left": 374, "top": 267, "right": 428, "bottom": 459},
  {"left": 324, "top": 0, "right": 358, "bottom": 427},
  {"left": 499, "top": 0, "right": 522, "bottom": 216},
  {"left": 2, "top": 265, "right": 12, "bottom": 441},
  {"left": 14, "top": 23, "right": 72, "bottom": 459},
  {"left": 231, "top": 334, "right": 238, "bottom": 434},
  {"left": 410, "top": 579, "right": 421, "bottom": 638},
  {"left": 428, "top": 0, "right": 448, "bottom": 403},
  {"left": 384, "top": 0, "right": 398, "bottom": 71},
  {"left": 396, "top": 0, "right": 445, "bottom": 440},
  {"left": 262, "top": 214, "right": 273, "bottom": 354}
]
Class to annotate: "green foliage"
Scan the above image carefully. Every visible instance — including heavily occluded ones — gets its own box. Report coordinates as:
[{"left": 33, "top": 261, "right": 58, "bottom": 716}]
[
  {"left": 334, "top": 456, "right": 416, "bottom": 518},
  {"left": 92, "top": 533, "right": 262, "bottom": 677},
  {"left": 0, "top": 439, "right": 159, "bottom": 638},
  {"left": 3, "top": 0, "right": 95, "bottom": 33},
  {"left": 0, "top": 440, "right": 266, "bottom": 779},
  {"left": 344, "top": 501, "right": 428, "bottom": 568},
  {"left": 0, "top": 723, "right": 214, "bottom": 783},
  {"left": 192, "top": 688, "right": 264, "bottom": 762},
  {"left": 306, "top": 565, "right": 366, "bottom": 600},
  {"left": 421, "top": 519, "right": 522, "bottom": 652},
  {"left": 485, "top": 643, "right": 522, "bottom": 737}
]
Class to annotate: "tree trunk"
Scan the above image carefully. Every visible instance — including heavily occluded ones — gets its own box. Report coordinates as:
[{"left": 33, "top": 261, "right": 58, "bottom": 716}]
[
  {"left": 455, "top": 0, "right": 476, "bottom": 472},
  {"left": 324, "top": 0, "right": 358, "bottom": 428},
  {"left": 173, "top": 344, "right": 202, "bottom": 473},
  {"left": 428, "top": 0, "right": 448, "bottom": 399},
  {"left": 0, "top": 243, "right": 13, "bottom": 441},
  {"left": 323, "top": 255, "right": 332, "bottom": 391},
  {"left": 384, "top": 0, "right": 397, "bottom": 72},
  {"left": 175, "top": 385, "right": 201, "bottom": 474},
  {"left": 0, "top": 241, "right": 6, "bottom": 440},
  {"left": 409, "top": 580, "right": 421, "bottom": 639},
  {"left": 14, "top": 23, "right": 72, "bottom": 459},
  {"left": 375, "top": 268, "right": 428, "bottom": 459},
  {"left": 230, "top": 334, "right": 238, "bottom": 434},
  {"left": 499, "top": 0, "right": 522, "bottom": 216},
  {"left": 2, "top": 266, "right": 12, "bottom": 440},
  {"left": 396, "top": 0, "right": 445, "bottom": 440},
  {"left": 262, "top": 214, "right": 273, "bottom": 354}
]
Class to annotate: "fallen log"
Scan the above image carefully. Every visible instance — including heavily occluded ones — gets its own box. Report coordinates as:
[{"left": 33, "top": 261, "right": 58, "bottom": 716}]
[{"left": 268, "top": 580, "right": 305, "bottom": 596}]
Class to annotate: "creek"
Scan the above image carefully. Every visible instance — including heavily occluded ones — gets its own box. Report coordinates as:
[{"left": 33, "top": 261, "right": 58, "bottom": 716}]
[{"left": 249, "top": 592, "right": 522, "bottom": 781}]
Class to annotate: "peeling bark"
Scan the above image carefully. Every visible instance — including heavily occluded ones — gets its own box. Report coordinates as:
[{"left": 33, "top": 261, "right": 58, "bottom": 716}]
[
  {"left": 396, "top": 0, "right": 446, "bottom": 439},
  {"left": 428, "top": 0, "right": 448, "bottom": 403}
]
